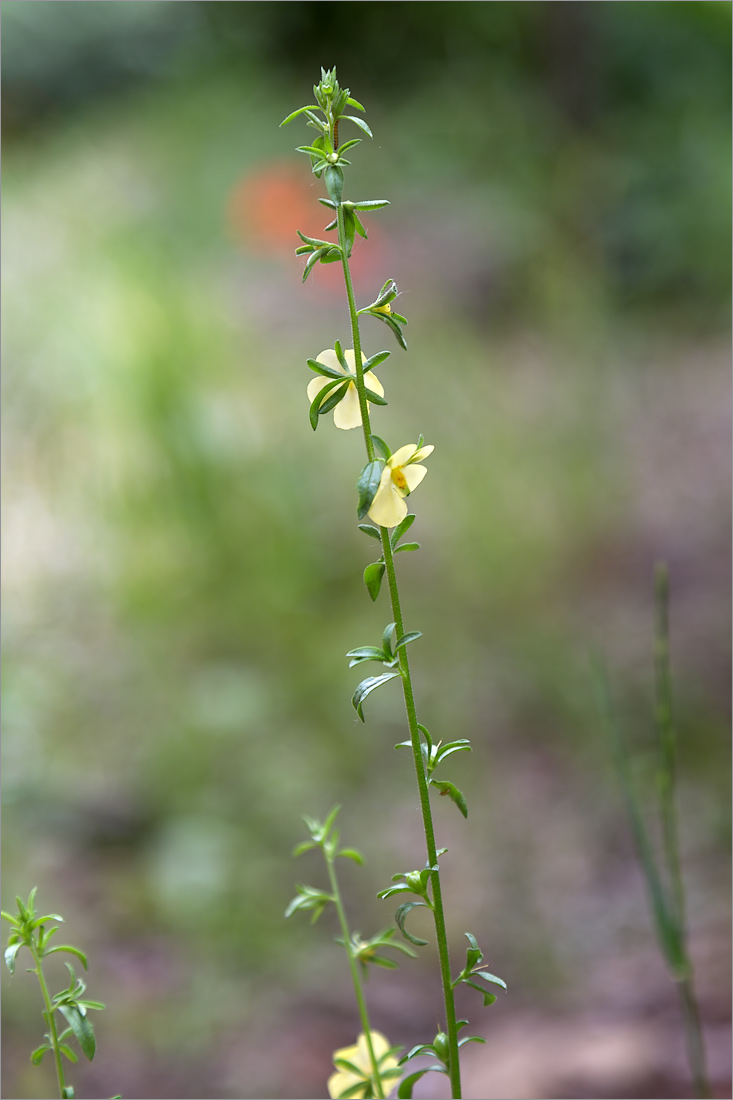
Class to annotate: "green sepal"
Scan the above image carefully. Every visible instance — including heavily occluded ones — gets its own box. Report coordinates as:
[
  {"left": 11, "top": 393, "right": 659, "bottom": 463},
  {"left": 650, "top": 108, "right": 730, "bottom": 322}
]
[
  {"left": 363, "top": 386, "right": 387, "bottom": 406},
  {"left": 356, "top": 459, "right": 384, "bottom": 519},
  {"left": 363, "top": 561, "right": 386, "bottom": 601},
  {"left": 394, "top": 901, "right": 429, "bottom": 946},
  {"left": 352, "top": 672, "right": 399, "bottom": 722},
  {"left": 430, "top": 779, "right": 468, "bottom": 819},
  {"left": 357, "top": 523, "right": 381, "bottom": 540},
  {"left": 309, "top": 379, "right": 347, "bottom": 430},
  {"left": 306, "top": 358, "right": 347, "bottom": 381},
  {"left": 364, "top": 351, "right": 391, "bottom": 373}
]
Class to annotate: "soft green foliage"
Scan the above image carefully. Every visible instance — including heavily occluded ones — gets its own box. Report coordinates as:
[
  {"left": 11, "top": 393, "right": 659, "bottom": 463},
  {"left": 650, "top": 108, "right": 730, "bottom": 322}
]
[{"left": 2, "top": 890, "right": 107, "bottom": 1099}]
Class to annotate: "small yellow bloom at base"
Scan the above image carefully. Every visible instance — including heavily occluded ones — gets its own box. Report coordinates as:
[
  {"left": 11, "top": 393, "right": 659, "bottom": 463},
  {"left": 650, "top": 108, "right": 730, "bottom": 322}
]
[
  {"left": 307, "top": 349, "right": 384, "bottom": 430},
  {"left": 327, "top": 1030, "right": 400, "bottom": 1100},
  {"left": 368, "top": 442, "right": 434, "bottom": 528}
]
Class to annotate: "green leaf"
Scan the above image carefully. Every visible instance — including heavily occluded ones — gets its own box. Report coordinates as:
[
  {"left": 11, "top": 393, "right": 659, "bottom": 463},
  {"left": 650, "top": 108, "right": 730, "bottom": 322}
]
[
  {"left": 318, "top": 379, "right": 350, "bottom": 414},
  {"left": 337, "top": 848, "right": 364, "bottom": 865},
  {"left": 324, "top": 164, "right": 344, "bottom": 204},
  {"left": 351, "top": 200, "right": 390, "bottom": 211},
  {"left": 302, "top": 246, "right": 327, "bottom": 283},
  {"left": 346, "top": 645, "right": 388, "bottom": 667},
  {"left": 284, "top": 885, "right": 333, "bottom": 921},
  {"left": 345, "top": 115, "right": 373, "bottom": 137},
  {"left": 458, "top": 1035, "right": 487, "bottom": 1048},
  {"left": 356, "top": 459, "right": 384, "bottom": 520},
  {"left": 62, "top": 1087, "right": 75, "bottom": 1099},
  {"left": 30, "top": 914, "right": 64, "bottom": 930},
  {"left": 337, "top": 138, "right": 362, "bottom": 154},
  {"left": 382, "top": 621, "right": 397, "bottom": 656},
  {"left": 394, "top": 542, "right": 420, "bottom": 553},
  {"left": 394, "top": 901, "right": 429, "bottom": 946},
  {"left": 398, "top": 1069, "right": 433, "bottom": 1099},
  {"left": 295, "top": 144, "right": 331, "bottom": 158},
  {"left": 58, "top": 1004, "right": 96, "bottom": 1061},
  {"left": 357, "top": 523, "right": 381, "bottom": 540},
  {"left": 469, "top": 969, "right": 507, "bottom": 992},
  {"left": 342, "top": 208, "right": 356, "bottom": 256},
  {"left": 390, "top": 513, "right": 416, "bottom": 548},
  {"left": 363, "top": 351, "right": 391, "bottom": 373},
  {"left": 351, "top": 210, "right": 368, "bottom": 240},
  {"left": 372, "top": 311, "right": 408, "bottom": 350},
  {"left": 309, "top": 378, "right": 344, "bottom": 430},
  {"left": 352, "top": 672, "right": 399, "bottom": 722},
  {"left": 306, "top": 357, "right": 346, "bottom": 381},
  {"left": 435, "top": 740, "right": 472, "bottom": 764},
  {"left": 430, "top": 779, "right": 468, "bottom": 818},
  {"left": 292, "top": 839, "right": 317, "bottom": 857},
  {"left": 30, "top": 1043, "right": 52, "bottom": 1065},
  {"left": 4, "top": 941, "right": 22, "bottom": 974},
  {"left": 363, "top": 561, "right": 386, "bottom": 601},
  {"left": 1, "top": 910, "right": 21, "bottom": 927},
  {"left": 280, "top": 104, "right": 321, "bottom": 126},
  {"left": 394, "top": 631, "right": 422, "bottom": 652},
  {"left": 45, "top": 945, "right": 88, "bottom": 969},
  {"left": 363, "top": 386, "right": 387, "bottom": 406},
  {"left": 345, "top": 96, "right": 365, "bottom": 111},
  {"left": 59, "top": 1043, "right": 79, "bottom": 1064},
  {"left": 370, "top": 433, "right": 392, "bottom": 460}
]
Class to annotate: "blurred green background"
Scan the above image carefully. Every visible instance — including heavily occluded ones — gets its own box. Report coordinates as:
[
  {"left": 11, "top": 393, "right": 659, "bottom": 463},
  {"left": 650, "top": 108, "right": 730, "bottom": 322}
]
[{"left": 2, "top": 3, "right": 730, "bottom": 1098}]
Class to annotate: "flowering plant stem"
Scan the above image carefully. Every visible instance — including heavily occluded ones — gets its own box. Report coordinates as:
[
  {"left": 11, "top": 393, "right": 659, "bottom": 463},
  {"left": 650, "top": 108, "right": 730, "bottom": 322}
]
[
  {"left": 29, "top": 943, "right": 69, "bottom": 1100},
  {"left": 337, "top": 205, "right": 463, "bottom": 1099},
  {"left": 325, "top": 851, "right": 386, "bottom": 1099}
]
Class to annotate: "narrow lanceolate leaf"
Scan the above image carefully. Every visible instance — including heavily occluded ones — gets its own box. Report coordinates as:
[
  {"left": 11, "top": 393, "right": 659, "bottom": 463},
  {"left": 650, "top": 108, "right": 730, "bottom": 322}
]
[
  {"left": 4, "top": 941, "right": 22, "bottom": 974},
  {"left": 302, "top": 246, "right": 327, "bottom": 282},
  {"left": 351, "top": 200, "right": 390, "bottom": 211},
  {"left": 280, "top": 104, "right": 321, "bottom": 126},
  {"left": 30, "top": 1043, "right": 53, "bottom": 1066},
  {"left": 394, "top": 631, "right": 422, "bottom": 652},
  {"left": 346, "top": 96, "right": 366, "bottom": 111},
  {"left": 430, "top": 779, "right": 468, "bottom": 818},
  {"left": 58, "top": 1004, "right": 96, "bottom": 1061},
  {"left": 346, "top": 645, "right": 388, "bottom": 667},
  {"left": 345, "top": 115, "right": 373, "bottom": 137},
  {"left": 363, "top": 351, "right": 391, "bottom": 373},
  {"left": 336, "top": 138, "right": 362, "bottom": 155},
  {"left": 363, "top": 386, "right": 387, "bottom": 406},
  {"left": 370, "top": 433, "right": 392, "bottom": 460},
  {"left": 306, "top": 357, "right": 347, "bottom": 380},
  {"left": 390, "top": 513, "right": 416, "bottom": 548},
  {"left": 357, "top": 523, "right": 381, "bottom": 540},
  {"left": 309, "top": 378, "right": 344, "bottom": 430},
  {"left": 356, "top": 459, "right": 384, "bottom": 519},
  {"left": 337, "top": 848, "right": 365, "bottom": 864},
  {"left": 394, "top": 901, "right": 429, "bottom": 946},
  {"left": 398, "top": 1069, "right": 433, "bottom": 1099},
  {"left": 352, "top": 672, "right": 399, "bottom": 722},
  {"left": 394, "top": 542, "right": 420, "bottom": 553},
  {"left": 363, "top": 561, "right": 386, "bottom": 601},
  {"left": 45, "top": 945, "right": 88, "bottom": 969}
]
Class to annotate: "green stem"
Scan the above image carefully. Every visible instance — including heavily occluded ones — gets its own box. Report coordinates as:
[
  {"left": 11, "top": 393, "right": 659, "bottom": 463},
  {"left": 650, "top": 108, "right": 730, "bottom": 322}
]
[
  {"left": 654, "top": 565, "right": 711, "bottom": 1099},
  {"left": 336, "top": 191, "right": 462, "bottom": 1099},
  {"left": 326, "top": 854, "right": 385, "bottom": 1099},
  {"left": 29, "top": 943, "right": 67, "bottom": 1100}
]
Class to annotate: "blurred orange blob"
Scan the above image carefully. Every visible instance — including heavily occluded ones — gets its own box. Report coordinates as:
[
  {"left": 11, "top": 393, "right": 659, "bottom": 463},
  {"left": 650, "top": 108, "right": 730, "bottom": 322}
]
[{"left": 228, "top": 160, "right": 388, "bottom": 295}]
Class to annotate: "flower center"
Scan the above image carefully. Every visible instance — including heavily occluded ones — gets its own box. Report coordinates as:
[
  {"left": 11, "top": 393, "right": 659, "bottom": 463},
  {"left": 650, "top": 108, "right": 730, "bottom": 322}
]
[{"left": 391, "top": 466, "right": 408, "bottom": 490}]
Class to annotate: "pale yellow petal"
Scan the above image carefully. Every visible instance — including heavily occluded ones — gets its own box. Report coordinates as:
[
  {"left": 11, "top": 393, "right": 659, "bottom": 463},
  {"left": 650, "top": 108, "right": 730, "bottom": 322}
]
[
  {"left": 403, "top": 463, "right": 427, "bottom": 492},
  {"left": 363, "top": 370, "right": 383, "bottom": 396},
  {"left": 343, "top": 349, "right": 367, "bottom": 374},
  {"left": 389, "top": 443, "right": 420, "bottom": 468},
  {"left": 333, "top": 382, "right": 363, "bottom": 429},
  {"left": 306, "top": 374, "right": 331, "bottom": 404},
  {"left": 368, "top": 479, "right": 408, "bottom": 528},
  {"left": 356, "top": 1032, "right": 390, "bottom": 1062},
  {"left": 411, "top": 444, "right": 434, "bottom": 462},
  {"left": 316, "top": 348, "right": 346, "bottom": 375},
  {"left": 328, "top": 1070, "right": 367, "bottom": 1100}
]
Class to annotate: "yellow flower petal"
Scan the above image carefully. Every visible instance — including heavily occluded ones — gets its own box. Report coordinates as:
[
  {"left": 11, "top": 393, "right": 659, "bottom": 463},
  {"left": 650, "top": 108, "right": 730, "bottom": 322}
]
[
  {"left": 333, "top": 383, "right": 363, "bottom": 430},
  {"left": 389, "top": 443, "right": 420, "bottom": 468},
  {"left": 368, "top": 471, "right": 408, "bottom": 528},
  {"left": 412, "top": 444, "right": 434, "bottom": 462},
  {"left": 402, "top": 463, "right": 427, "bottom": 492}
]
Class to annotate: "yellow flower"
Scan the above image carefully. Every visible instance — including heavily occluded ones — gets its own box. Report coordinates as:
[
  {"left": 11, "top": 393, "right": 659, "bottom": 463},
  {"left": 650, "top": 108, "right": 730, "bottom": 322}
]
[
  {"left": 306, "top": 349, "right": 384, "bottom": 430},
  {"left": 327, "top": 1031, "right": 400, "bottom": 1100},
  {"left": 368, "top": 442, "right": 434, "bottom": 528}
]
